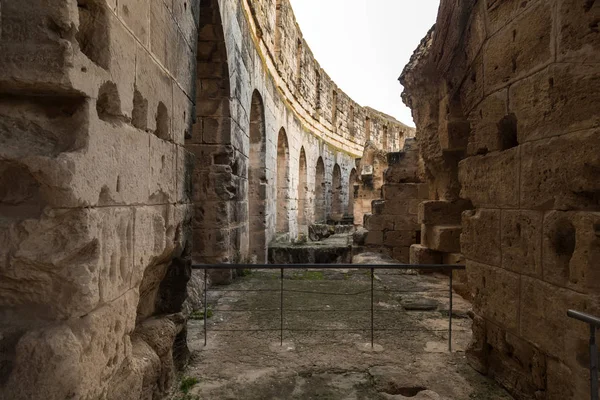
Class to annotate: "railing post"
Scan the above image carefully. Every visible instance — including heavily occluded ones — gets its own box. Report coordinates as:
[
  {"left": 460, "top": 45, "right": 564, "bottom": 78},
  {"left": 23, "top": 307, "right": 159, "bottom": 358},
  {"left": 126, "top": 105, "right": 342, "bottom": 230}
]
[
  {"left": 371, "top": 267, "right": 374, "bottom": 348},
  {"left": 204, "top": 267, "right": 208, "bottom": 347},
  {"left": 280, "top": 267, "right": 284, "bottom": 346},
  {"left": 448, "top": 271, "right": 453, "bottom": 352},
  {"left": 591, "top": 325, "right": 598, "bottom": 400}
]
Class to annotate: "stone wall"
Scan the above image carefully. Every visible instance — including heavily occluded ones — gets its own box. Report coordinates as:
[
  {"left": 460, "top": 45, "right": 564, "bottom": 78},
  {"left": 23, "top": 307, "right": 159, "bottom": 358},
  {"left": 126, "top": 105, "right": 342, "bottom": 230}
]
[
  {"left": 0, "top": 0, "right": 414, "bottom": 398},
  {"left": 0, "top": 0, "right": 196, "bottom": 398},
  {"left": 400, "top": 0, "right": 600, "bottom": 398},
  {"left": 363, "top": 139, "right": 428, "bottom": 262}
]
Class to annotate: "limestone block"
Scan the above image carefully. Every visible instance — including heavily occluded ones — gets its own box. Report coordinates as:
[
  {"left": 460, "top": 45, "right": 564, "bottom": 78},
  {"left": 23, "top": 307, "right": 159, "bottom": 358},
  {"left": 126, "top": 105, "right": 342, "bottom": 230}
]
[
  {"left": 392, "top": 246, "right": 410, "bottom": 263},
  {"left": 466, "top": 90, "right": 508, "bottom": 156},
  {"left": 546, "top": 358, "right": 592, "bottom": 400},
  {"left": 176, "top": 146, "right": 194, "bottom": 204},
  {"left": 364, "top": 214, "right": 391, "bottom": 232},
  {"left": 192, "top": 227, "right": 230, "bottom": 260},
  {"left": 444, "top": 253, "right": 465, "bottom": 265},
  {"left": 172, "top": 83, "right": 195, "bottom": 145},
  {"left": 457, "top": 52, "right": 485, "bottom": 115},
  {"left": 542, "top": 211, "right": 600, "bottom": 294},
  {"left": 485, "top": 323, "right": 546, "bottom": 396},
  {"left": 106, "top": 14, "right": 137, "bottom": 119},
  {"left": 458, "top": 148, "right": 519, "bottom": 209},
  {"left": 500, "top": 210, "right": 543, "bottom": 277},
  {"left": 0, "top": 0, "right": 77, "bottom": 90},
  {"left": 150, "top": 0, "right": 178, "bottom": 69},
  {"left": 418, "top": 200, "right": 472, "bottom": 226},
  {"left": 519, "top": 276, "right": 600, "bottom": 362},
  {"left": 483, "top": 1, "right": 553, "bottom": 93},
  {"left": 438, "top": 118, "right": 470, "bottom": 152},
  {"left": 1, "top": 207, "right": 140, "bottom": 319},
  {"left": 409, "top": 244, "right": 442, "bottom": 265},
  {"left": 467, "top": 261, "right": 519, "bottom": 332},
  {"left": 391, "top": 214, "right": 419, "bottom": 232},
  {"left": 149, "top": 135, "right": 177, "bottom": 204},
  {"left": 135, "top": 45, "right": 173, "bottom": 134},
  {"left": 486, "top": 0, "right": 539, "bottom": 36},
  {"left": 169, "top": 30, "right": 195, "bottom": 91},
  {"left": 365, "top": 231, "right": 384, "bottom": 246},
  {"left": 172, "top": 0, "right": 199, "bottom": 49},
  {"left": 384, "top": 230, "right": 417, "bottom": 247},
  {"left": 381, "top": 198, "right": 411, "bottom": 216},
  {"left": 382, "top": 183, "right": 426, "bottom": 202},
  {"left": 461, "top": 209, "right": 501, "bottom": 267},
  {"left": 510, "top": 65, "right": 600, "bottom": 143},
  {"left": 424, "top": 225, "right": 461, "bottom": 253},
  {"left": 120, "top": 0, "right": 150, "bottom": 45},
  {"left": 557, "top": 0, "right": 600, "bottom": 63},
  {"left": 0, "top": 290, "right": 137, "bottom": 400},
  {"left": 520, "top": 129, "right": 600, "bottom": 210}
]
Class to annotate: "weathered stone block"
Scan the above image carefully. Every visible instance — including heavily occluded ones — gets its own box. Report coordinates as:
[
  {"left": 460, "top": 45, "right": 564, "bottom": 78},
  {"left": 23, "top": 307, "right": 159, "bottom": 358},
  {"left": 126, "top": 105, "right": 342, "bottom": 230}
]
[
  {"left": 384, "top": 230, "right": 417, "bottom": 247},
  {"left": 542, "top": 211, "right": 600, "bottom": 294},
  {"left": 500, "top": 210, "right": 543, "bottom": 277},
  {"left": 484, "top": 1, "right": 553, "bottom": 93},
  {"left": 519, "top": 276, "right": 599, "bottom": 362},
  {"left": 510, "top": 65, "right": 600, "bottom": 143},
  {"left": 418, "top": 200, "right": 471, "bottom": 226},
  {"left": 365, "top": 231, "right": 384, "bottom": 246},
  {"left": 520, "top": 129, "right": 600, "bottom": 210},
  {"left": 392, "top": 246, "right": 410, "bottom": 263},
  {"left": 557, "top": 0, "right": 600, "bottom": 63},
  {"left": 458, "top": 148, "right": 519, "bottom": 209},
  {"left": 467, "top": 261, "right": 520, "bottom": 331},
  {"left": 120, "top": 0, "right": 150, "bottom": 46},
  {"left": 409, "top": 244, "right": 442, "bottom": 265},
  {"left": 467, "top": 90, "right": 509, "bottom": 156},
  {"left": 424, "top": 225, "right": 461, "bottom": 253},
  {"left": 461, "top": 209, "right": 502, "bottom": 267}
]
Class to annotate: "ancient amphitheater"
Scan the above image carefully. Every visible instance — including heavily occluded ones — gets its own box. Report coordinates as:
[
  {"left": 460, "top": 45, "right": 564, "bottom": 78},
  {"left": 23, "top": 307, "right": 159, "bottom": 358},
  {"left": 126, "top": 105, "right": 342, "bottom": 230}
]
[{"left": 0, "top": 0, "right": 598, "bottom": 399}]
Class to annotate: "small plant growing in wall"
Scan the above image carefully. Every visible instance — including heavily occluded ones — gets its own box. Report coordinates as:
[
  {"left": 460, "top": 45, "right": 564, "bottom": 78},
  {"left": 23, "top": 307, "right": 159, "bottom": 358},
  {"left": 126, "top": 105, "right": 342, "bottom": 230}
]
[{"left": 190, "top": 307, "right": 213, "bottom": 320}]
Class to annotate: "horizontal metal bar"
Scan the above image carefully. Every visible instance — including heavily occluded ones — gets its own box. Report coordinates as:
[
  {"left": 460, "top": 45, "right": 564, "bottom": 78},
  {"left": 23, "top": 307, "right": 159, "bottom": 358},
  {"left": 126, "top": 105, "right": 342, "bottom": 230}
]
[
  {"left": 210, "top": 308, "right": 451, "bottom": 313},
  {"left": 207, "top": 328, "right": 470, "bottom": 333},
  {"left": 568, "top": 310, "right": 600, "bottom": 328},
  {"left": 192, "top": 263, "right": 465, "bottom": 270}
]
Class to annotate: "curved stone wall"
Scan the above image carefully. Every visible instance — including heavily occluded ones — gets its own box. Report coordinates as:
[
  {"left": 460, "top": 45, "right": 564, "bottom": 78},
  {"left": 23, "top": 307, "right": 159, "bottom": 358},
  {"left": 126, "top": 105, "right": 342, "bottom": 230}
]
[{"left": 0, "top": 0, "right": 413, "bottom": 398}]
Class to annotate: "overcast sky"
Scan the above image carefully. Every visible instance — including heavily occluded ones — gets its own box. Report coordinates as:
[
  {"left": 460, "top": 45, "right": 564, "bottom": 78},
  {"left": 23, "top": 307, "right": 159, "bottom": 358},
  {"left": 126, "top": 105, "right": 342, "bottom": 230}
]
[{"left": 288, "top": 0, "right": 440, "bottom": 127}]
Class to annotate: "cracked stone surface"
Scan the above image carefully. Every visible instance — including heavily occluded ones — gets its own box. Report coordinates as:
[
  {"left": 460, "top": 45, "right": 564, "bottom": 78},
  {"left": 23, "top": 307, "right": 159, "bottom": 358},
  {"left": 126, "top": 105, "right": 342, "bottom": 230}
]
[{"left": 171, "top": 267, "right": 512, "bottom": 399}]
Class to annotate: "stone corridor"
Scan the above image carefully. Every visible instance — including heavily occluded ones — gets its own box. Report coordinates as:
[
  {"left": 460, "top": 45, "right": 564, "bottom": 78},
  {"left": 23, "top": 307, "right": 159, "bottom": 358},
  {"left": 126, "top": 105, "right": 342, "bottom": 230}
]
[
  {"left": 177, "top": 261, "right": 512, "bottom": 400},
  {"left": 1, "top": 0, "right": 598, "bottom": 399}
]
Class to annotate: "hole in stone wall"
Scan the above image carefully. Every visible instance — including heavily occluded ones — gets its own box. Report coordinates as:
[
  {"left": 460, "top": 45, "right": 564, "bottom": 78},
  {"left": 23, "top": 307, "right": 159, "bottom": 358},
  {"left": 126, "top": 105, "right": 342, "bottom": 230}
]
[
  {"left": 584, "top": 0, "right": 595, "bottom": 12},
  {"left": 132, "top": 89, "right": 148, "bottom": 131},
  {"left": 155, "top": 102, "right": 170, "bottom": 140},
  {"left": 96, "top": 81, "right": 122, "bottom": 122},
  {"left": 550, "top": 218, "right": 576, "bottom": 277},
  {"left": 497, "top": 113, "right": 518, "bottom": 150},
  {"left": 76, "top": 0, "right": 110, "bottom": 69}
]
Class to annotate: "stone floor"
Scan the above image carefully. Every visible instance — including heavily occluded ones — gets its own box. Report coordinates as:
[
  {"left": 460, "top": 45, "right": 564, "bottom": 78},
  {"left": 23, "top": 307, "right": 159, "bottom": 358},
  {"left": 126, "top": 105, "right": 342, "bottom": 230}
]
[{"left": 172, "top": 256, "right": 512, "bottom": 400}]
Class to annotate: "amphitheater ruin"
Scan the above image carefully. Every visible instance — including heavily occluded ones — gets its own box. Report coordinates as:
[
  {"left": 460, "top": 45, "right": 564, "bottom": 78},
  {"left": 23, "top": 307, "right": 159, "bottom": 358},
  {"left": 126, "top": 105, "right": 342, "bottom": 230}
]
[{"left": 0, "top": 0, "right": 598, "bottom": 399}]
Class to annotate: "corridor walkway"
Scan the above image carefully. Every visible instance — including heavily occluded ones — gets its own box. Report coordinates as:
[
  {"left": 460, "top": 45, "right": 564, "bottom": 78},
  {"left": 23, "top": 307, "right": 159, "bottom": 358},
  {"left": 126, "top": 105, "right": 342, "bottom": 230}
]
[{"left": 172, "top": 257, "right": 512, "bottom": 400}]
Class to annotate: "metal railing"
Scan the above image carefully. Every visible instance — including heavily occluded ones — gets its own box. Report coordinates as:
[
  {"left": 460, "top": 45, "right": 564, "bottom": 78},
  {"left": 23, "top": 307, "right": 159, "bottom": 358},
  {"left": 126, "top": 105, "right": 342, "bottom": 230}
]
[
  {"left": 191, "top": 263, "right": 466, "bottom": 351},
  {"left": 568, "top": 309, "right": 600, "bottom": 400}
]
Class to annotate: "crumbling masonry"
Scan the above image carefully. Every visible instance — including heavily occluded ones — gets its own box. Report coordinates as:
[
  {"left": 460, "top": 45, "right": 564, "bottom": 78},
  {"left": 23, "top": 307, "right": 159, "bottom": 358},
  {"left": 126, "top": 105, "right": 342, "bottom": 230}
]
[
  {"left": 400, "top": 0, "right": 600, "bottom": 399},
  {"left": 0, "top": 0, "right": 412, "bottom": 399}
]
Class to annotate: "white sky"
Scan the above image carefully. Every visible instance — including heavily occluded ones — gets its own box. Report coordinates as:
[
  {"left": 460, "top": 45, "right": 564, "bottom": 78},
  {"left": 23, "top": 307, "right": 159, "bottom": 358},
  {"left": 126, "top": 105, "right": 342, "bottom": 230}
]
[{"left": 288, "top": 0, "right": 440, "bottom": 127}]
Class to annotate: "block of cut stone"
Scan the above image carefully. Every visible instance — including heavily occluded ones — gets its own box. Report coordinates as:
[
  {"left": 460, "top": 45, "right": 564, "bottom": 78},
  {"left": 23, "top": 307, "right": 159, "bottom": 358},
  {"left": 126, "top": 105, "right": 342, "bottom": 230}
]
[
  {"left": 409, "top": 244, "right": 442, "bottom": 265},
  {"left": 424, "top": 225, "right": 461, "bottom": 253}
]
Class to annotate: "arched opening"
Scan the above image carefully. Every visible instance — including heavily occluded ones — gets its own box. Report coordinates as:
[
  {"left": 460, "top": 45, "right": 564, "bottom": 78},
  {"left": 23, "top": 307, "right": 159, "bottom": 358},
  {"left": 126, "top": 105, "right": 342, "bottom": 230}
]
[
  {"left": 314, "top": 157, "right": 326, "bottom": 223},
  {"left": 347, "top": 168, "right": 357, "bottom": 222},
  {"left": 186, "top": 0, "right": 235, "bottom": 278},
  {"left": 248, "top": 90, "right": 267, "bottom": 263},
  {"left": 297, "top": 147, "right": 308, "bottom": 237},
  {"left": 330, "top": 164, "right": 343, "bottom": 222},
  {"left": 276, "top": 128, "right": 290, "bottom": 234}
]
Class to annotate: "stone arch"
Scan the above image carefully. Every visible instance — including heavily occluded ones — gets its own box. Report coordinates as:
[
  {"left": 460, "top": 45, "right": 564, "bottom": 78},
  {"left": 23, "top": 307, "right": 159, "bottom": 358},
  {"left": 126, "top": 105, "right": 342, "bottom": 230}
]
[
  {"left": 314, "top": 156, "right": 326, "bottom": 223},
  {"left": 348, "top": 168, "right": 357, "bottom": 220},
  {"left": 248, "top": 90, "right": 267, "bottom": 263},
  {"left": 186, "top": 0, "right": 233, "bottom": 269},
  {"left": 330, "top": 164, "right": 343, "bottom": 221},
  {"left": 276, "top": 128, "right": 290, "bottom": 234},
  {"left": 297, "top": 147, "right": 308, "bottom": 237}
]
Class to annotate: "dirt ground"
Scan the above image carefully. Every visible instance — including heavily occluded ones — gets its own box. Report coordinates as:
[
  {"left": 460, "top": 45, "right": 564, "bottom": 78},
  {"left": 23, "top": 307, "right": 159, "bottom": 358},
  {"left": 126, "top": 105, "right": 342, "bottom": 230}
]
[{"left": 172, "top": 256, "right": 512, "bottom": 400}]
